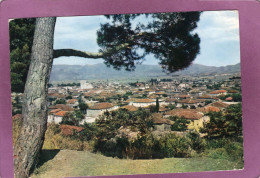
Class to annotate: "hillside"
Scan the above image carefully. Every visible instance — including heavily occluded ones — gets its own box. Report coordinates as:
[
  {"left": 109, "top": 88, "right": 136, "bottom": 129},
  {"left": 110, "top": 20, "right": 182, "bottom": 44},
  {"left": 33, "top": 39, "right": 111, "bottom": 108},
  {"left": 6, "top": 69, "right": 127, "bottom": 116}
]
[
  {"left": 49, "top": 63, "right": 241, "bottom": 81},
  {"left": 31, "top": 149, "right": 243, "bottom": 178}
]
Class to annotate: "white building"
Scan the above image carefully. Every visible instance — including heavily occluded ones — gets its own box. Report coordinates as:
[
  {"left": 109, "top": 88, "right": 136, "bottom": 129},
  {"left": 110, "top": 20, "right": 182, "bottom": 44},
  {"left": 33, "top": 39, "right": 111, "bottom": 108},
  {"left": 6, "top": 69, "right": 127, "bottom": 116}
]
[
  {"left": 80, "top": 80, "right": 94, "bottom": 90},
  {"left": 82, "top": 102, "right": 119, "bottom": 124}
]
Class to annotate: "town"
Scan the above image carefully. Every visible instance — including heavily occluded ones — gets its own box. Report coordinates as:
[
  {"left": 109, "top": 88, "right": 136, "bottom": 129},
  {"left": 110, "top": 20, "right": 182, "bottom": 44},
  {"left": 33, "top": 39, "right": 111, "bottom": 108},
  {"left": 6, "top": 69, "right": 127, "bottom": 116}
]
[{"left": 12, "top": 72, "right": 241, "bottom": 134}]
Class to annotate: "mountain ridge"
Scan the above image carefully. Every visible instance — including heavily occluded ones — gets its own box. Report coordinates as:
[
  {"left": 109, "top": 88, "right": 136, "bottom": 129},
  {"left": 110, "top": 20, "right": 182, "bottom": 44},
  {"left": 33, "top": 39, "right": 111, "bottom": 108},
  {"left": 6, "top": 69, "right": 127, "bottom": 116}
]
[{"left": 50, "top": 63, "right": 240, "bottom": 81}]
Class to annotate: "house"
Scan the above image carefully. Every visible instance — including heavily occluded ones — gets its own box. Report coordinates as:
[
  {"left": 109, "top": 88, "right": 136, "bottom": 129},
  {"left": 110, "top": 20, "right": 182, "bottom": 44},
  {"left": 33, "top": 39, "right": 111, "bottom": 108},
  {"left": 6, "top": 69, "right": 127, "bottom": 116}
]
[
  {"left": 82, "top": 102, "right": 118, "bottom": 124},
  {"left": 225, "top": 97, "right": 233, "bottom": 101},
  {"left": 198, "top": 106, "right": 220, "bottom": 114},
  {"left": 175, "top": 99, "right": 204, "bottom": 108},
  {"left": 151, "top": 113, "right": 174, "bottom": 131},
  {"left": 48, "top": 111, "right": 68, "bottom": 124},
  {"left": 209, "top": 101, "right": 229, "bottom": 110},
  {"left": 197, "top": 94, "right": 217, "bottom": 102},
  {"left": 209, "top": 90, "right": 227, "bottom": 96},
  {"left": 66, "top": 99, "right": 79, "bottom": 108},
  {"left": 120, "top": 105, "right": 138, "bottom": 112},
  {"left": 131, "top": 99, "right": 155, "bottom": 107},
  {"left": 164, "top": 98, "right": 176, "bottom": 105},
  {"left": 164, "top": 109, "right": 208, "bottom": 132}
]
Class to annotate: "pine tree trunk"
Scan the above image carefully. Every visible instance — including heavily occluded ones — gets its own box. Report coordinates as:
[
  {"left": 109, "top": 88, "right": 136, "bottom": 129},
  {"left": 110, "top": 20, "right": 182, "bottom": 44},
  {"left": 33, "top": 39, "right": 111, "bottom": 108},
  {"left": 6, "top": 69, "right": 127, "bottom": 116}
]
[{"left": 13, "top": 17, "right": 56, "bottom": 178}]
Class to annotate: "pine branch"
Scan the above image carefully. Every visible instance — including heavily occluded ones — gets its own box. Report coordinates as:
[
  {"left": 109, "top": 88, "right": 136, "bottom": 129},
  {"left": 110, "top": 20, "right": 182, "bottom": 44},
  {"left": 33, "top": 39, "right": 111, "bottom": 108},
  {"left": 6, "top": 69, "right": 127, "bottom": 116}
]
[{"left": 53, "top": 49, "right": 104, "bottom": 59}]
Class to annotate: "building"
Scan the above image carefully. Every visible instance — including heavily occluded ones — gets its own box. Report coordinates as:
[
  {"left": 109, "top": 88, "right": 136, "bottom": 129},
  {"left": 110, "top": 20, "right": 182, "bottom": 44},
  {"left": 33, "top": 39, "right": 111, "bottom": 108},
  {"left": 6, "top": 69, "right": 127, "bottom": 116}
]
[
  {"left": 131, "top": 99, "right": 155, "bottom": 107},
  {"left": 80, "top": 80, "right": 94, "bottom": 90},
  {"left": 81, "top": 102, "right": 119, "bottom": 124}
]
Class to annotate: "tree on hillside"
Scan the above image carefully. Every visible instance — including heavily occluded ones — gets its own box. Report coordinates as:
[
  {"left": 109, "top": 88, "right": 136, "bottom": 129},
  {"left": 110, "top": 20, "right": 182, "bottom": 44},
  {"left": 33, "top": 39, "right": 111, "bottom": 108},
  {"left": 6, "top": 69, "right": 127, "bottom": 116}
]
[
  {"left": 169, "top": 116, "right": 190, "bottom": 131},
  {"left": 155, "top": 98, "right": 160, "bottom": 113},
  {"left": 200, "top": 103, "right": 242, "bottom": 139},
  {"left": 13, "top": 12, "right": 201, "bottom": 178},
  {"left": 9, "top": 19, "right": 36, "bottom": 93}
]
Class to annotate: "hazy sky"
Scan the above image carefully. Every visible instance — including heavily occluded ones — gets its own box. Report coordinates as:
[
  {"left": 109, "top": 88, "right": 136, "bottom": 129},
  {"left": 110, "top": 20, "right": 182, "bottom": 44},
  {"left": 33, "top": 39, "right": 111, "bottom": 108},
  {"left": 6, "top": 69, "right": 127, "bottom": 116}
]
[{"left": 53, "top": 10, "right": 240, "bottom": 67}]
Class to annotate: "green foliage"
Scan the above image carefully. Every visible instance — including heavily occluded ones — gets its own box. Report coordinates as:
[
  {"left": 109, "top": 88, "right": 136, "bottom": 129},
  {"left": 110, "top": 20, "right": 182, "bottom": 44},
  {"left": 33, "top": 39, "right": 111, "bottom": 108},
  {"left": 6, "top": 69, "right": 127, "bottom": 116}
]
[
  {"left": 169, "top": 116, "right": 190, "bottom": 131},
  {"left": 201, "top": 103, "right": 242, "bottom": 139},
  {"left": 186, "top": 131, "right": 205, "bottom": 153},
  {"left": 61, "top": 110, "right": 85, "bottom": 126},
  {"left": 9, "top": 18, "right": 36, "bottom": 93},
  {"left": 155, "top": 98, "right": 159, "bottom": 112},
  {"left": 224, "top": 142, "right": 243, "bottom": 162},
  {"left": 167, "top": 104, "right": 176, "bottom": 110},
  {"left": 66, "top": 95, "right": 73, "bottom": 99},
  {"left": 149, "top": 105, "right": 157, "bottom": 113},
  {"left": 57, "top": 83, "right": 80, "bottom": 87},
  {"left": 94, "top": 133, "right": 193, "bottom": 159},
  {"left": 55, "top": 99, "right": 66, "bottom": 104},
  {"left": 79, "top": 102, "right": 88, "bottom": 114},
  {"left": 231, "top": 93, "right": 242, "bottom": 102},
  {"left": 98, "top": 12, "right": 201, "bottom": 72},
  {"left": 181, "top": 104, "right": 188, "bottom": 109},
  {"left": 190, "top": 105, "right": 196, "bottom": 109},
  {"left": 205, "top": 100, "right": 212, "bottom": 105}
]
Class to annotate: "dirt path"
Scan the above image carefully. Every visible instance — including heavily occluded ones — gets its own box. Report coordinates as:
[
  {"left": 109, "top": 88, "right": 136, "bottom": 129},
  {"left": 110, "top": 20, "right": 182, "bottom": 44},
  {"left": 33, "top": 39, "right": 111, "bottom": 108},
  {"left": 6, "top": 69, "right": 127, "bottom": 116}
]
[{"left": 31, "top": 149, "right": 242, "bottom": 178}]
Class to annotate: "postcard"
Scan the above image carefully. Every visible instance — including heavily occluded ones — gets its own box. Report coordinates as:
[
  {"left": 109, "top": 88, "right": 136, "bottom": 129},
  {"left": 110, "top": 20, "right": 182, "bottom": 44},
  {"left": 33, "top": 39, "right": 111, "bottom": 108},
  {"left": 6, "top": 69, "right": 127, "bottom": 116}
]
[{"left": 1, "top": 0, "right": 260, "bottom": 178}]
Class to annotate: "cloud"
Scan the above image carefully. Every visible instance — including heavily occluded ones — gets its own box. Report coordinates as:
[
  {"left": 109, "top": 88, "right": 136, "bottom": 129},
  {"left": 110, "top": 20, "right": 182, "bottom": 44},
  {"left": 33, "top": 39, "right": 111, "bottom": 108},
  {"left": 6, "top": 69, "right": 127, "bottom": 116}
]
[
  {"left": 53, "top": 11, "right": 240, "bottom": 67},
  {"left": 194, "top": 10, "right": 239, "bottom": 43},
  {"left": 193, "top": 10, "right": 240, "bottom": 66}
]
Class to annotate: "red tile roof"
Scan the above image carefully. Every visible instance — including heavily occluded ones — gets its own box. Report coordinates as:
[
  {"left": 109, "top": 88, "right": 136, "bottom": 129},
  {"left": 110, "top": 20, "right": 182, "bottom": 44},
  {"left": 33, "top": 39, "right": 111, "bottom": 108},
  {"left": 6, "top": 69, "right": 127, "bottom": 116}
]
[
  {"left": 121, "top": 105, "right": 138, "bottom": 111},
  {"left": 54, "top": 111, "right": 67, "bottom": 117},
  {"left": 225, "top": 97, "right": 233, "bottom": 101},
  {"left": 209, "top": 101, "right": 229, "bottom": 108},
  {"left": 178, "top": 99, "right": 200, "bottom": 104},
  {"left": 60, "top": 124, "right": 84, "bottom": 136},
  {"left": 50, "top": 109, "right": 62, "bottom": 114},
  {"left": 210, "top": 90, "right": 227, "bottom": 94},
  {"left": 89, "top": 102, "right": 114, "bottom": 110},
  {"left": 66, "top": 99, "right": 78, "bottom": 104},
  {"left": 165, "top": 109, "right": 204, "bottom": 120},
  {"left": 165, "top": 98, "right": 176, "bottom": 102},
  {"left": 179, "top": 95, "right": 191, "bottom": 98},
  {"left": 228, "top": 90, "right": 238, "bottom": 94},
  {"left": 134, "top": 99, "right": 154, "bottom": 103},
  {"left": 151, "top": 113, "right": 174, "bottom": 125},
  {"left": 12, "top": 114, "right": 22, "bottom": 120},
  {"left": 125, "top": 98, "right": 137, "bottom": 103},
  {"left": 198, "top": 106, "right": 220, "bottom": 113},
  {"left": 52, "top": 104, "right": 74, "bottom": 111},
  {"left": 198, "top": 94, "right": 213, "bottom": 99}
]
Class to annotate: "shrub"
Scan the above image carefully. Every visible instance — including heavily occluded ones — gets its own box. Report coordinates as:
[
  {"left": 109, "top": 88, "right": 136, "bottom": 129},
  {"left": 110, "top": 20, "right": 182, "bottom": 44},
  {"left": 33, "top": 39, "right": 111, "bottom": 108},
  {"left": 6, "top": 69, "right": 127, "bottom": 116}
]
[
  {"left": 186, "top": 131, "right": 206, "bottom": 153},
  {"left": 224, "top": 142, "right": 244, "bottom": 162},
  {"left": 206, "top": 148, "right": 229, "bottom": 160}
]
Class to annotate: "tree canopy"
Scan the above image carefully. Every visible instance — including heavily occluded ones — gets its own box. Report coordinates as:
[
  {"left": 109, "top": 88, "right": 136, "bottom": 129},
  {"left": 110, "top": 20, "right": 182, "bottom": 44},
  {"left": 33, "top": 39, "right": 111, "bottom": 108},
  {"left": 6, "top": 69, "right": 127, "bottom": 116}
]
[
  {"left": 9, "top": 19, "right": 36, "bottom": 92},
  {"left": 200, "top": 103, "right": 243, "bottom": 138},
  {"left": 10, "top": 12, "right": 201, "bottom": 93},
  {"left": 97, "top": 12, "right": 201, "bottom": 72}
]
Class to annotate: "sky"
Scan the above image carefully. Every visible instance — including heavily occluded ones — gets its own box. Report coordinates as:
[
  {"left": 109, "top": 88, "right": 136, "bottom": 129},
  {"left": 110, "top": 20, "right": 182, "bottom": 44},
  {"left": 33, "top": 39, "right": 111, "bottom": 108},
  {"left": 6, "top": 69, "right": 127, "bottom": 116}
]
[{"left": 53, "top": 10, "right": 240, "bottom": 67}]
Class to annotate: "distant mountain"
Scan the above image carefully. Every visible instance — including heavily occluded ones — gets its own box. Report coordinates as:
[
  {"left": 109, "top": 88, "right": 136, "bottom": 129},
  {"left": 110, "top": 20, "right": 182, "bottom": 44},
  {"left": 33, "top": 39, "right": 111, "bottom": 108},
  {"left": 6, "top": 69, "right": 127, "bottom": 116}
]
[{"left": 49, "top": 63, "right": 241, "bottom": 81}]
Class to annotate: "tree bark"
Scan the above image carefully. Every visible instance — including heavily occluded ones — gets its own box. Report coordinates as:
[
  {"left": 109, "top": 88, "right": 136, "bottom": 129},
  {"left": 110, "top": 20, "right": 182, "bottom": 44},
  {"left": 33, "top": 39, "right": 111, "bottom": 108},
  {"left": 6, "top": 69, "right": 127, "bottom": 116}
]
[{"left": 13, "top": 17, "right": 56, "bottom": 178}]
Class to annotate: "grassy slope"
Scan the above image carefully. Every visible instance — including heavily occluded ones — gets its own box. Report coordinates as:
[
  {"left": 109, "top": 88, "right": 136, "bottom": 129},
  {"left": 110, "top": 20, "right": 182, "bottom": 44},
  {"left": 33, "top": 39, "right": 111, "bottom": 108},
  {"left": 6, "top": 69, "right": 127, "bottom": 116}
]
[{"left": 32, "top": 149, "right": 243, "bottom": 178}]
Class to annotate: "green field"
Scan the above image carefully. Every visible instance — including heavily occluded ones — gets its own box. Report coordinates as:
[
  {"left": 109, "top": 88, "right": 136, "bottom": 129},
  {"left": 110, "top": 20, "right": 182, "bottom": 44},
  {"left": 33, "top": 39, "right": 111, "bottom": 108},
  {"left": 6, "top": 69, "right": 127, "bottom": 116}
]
[{"left": 32, "top": 149, "right": 243, "bottom": 178}]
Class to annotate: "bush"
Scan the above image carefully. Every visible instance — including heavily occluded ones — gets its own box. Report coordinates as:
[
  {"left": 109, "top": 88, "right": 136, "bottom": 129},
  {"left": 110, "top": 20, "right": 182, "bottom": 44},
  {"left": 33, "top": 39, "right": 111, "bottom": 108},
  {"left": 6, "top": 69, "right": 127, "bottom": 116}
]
[
  {"left": 224, "top": 142, "right": 244, "bottom": 162},
  {"left": 206, "top": 138, "right": 231, "bottom": 149},
  {"left": 42, "top": 123, "right": 91, "bottom": 151},
  {"left": 93, "top": 133, "right": 193, "bottom": 159},
  {"left": 186, "top": 131, "right": 206, "bottom": 153},
  {"left": 206, "top": 148, "right": 229, "bottom": 160},
  {"left": 159, "top": 134, "right": 191, "bottom": 158}
]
